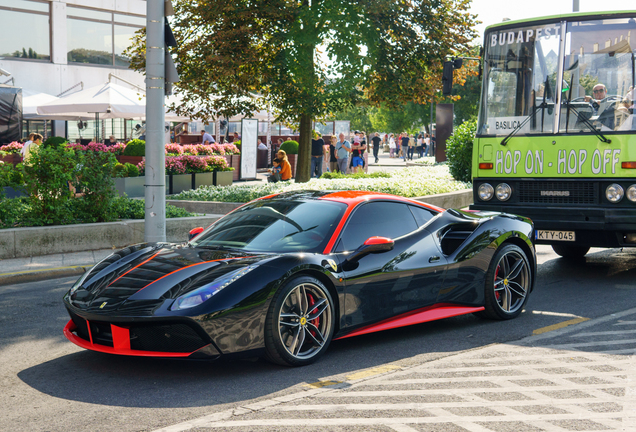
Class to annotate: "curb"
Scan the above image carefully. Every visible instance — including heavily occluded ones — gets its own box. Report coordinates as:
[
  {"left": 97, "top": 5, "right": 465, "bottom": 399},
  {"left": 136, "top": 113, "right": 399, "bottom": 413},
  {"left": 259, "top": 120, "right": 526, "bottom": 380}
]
[{"left": 0, "top": 265, "right": 89, "bottom": 287}]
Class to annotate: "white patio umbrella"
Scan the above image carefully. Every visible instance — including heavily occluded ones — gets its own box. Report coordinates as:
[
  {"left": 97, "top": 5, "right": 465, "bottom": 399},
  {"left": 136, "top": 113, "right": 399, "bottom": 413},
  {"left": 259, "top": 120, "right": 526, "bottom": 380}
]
[
  {"left": 23, "top": 90, "right": 92, "bottom": 121},
  {"left": 37, "top": 82, "right": 146, "bottom": 119}
]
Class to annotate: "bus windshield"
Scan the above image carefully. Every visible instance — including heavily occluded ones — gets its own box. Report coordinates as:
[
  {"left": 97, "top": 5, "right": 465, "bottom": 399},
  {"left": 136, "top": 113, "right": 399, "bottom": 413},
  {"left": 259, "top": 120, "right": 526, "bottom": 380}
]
[{"left": 479, "top": 17, "right": 636, "bottom": 136}]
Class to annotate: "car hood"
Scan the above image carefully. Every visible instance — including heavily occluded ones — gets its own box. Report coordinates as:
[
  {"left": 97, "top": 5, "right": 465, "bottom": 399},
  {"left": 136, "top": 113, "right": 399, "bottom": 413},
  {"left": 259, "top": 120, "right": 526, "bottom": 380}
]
[{"left": 66, "top": 243, "right": 271, "bottom": 314}]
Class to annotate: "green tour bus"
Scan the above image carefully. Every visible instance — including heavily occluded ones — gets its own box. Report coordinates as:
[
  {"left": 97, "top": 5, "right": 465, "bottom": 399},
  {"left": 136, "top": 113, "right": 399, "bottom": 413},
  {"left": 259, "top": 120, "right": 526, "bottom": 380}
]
[{"left": 470, "top": 10, "right": 636, "bottom": 258}]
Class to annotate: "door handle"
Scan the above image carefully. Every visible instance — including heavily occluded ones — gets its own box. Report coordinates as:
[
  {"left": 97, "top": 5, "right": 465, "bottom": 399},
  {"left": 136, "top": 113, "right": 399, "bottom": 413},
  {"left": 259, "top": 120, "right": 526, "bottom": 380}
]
[{"left": 429, "top": 256, "right": 441, "bottom": 263}]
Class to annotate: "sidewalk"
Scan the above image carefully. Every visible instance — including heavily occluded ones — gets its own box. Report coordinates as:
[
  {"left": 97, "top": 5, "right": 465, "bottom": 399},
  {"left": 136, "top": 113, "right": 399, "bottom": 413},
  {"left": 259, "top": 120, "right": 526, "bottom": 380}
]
[{"left": 0, "top": 249, "right": 114, "bottom": 286}]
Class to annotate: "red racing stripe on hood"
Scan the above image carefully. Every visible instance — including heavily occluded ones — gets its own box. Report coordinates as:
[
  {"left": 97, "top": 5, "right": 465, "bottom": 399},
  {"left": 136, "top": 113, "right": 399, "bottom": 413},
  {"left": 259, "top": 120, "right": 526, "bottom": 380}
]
[
  {"left": 134, "top": 256, "right": 255, "bottom": 294},
  {"left": 108, "top": 252, "right": 160, "bottom": 287}
]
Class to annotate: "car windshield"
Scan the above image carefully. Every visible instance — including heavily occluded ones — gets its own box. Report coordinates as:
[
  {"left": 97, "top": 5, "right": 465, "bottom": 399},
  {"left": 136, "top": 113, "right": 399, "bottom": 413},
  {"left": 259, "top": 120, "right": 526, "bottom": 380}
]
[{"left": 189, "top": 198, "right": 347, "bottom": 253}]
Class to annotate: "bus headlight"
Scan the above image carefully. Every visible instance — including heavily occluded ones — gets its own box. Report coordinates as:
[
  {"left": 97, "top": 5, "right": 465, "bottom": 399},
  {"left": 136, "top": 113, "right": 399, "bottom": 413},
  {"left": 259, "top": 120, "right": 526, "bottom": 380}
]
[
  {"left": 495, "top": 183, "right": 512, "bottom": 201},
  {"left": 627, "top": 185, "right": 636, "bottom": 203},
  {"left": 478, "top": 183, "right": 494, "bottom": 201},
  {"left": 606, "top": 184, "right": 624, "bottom": 203}
]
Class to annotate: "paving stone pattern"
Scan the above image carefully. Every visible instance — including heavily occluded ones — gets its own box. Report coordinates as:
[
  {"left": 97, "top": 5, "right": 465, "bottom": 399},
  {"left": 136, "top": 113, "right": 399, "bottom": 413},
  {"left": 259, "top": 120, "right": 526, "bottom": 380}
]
[{"left": 156, "top": 313, "right": 636, "bottom": 432}]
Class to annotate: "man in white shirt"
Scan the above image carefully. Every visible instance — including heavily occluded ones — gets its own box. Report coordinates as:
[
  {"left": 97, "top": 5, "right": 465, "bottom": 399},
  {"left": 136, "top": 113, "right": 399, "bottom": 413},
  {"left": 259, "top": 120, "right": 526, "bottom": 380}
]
[{"left": 201, "top": 129, "right": 214, "bottom": 144}]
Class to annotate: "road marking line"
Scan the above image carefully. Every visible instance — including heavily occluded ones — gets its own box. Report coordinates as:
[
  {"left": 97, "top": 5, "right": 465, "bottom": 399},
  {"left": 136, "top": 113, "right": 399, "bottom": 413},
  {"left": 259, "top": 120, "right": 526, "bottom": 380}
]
[
  {"left": 346, "top": 364, "right": 401, "bottom": 380},
  {"left": 614, "top": 320, "right": 636, "bottom": 326},
  {"left": 532, "top": 317, "right": 589, "bottom": 335},
  {"left": 388, "top": 424, "right": 420, "bottom": 432},
  {"left": 304, "top": 380, "right": 342, "bottom": 389},
  {"left": 540, "top": 338, "right": 636, "bottom": 349},
  {"left": 570, "top": 329, "right": 636, "bottom": 337},
  {"left": 531, "top": 310, "right": 582, "bottom": 318}
]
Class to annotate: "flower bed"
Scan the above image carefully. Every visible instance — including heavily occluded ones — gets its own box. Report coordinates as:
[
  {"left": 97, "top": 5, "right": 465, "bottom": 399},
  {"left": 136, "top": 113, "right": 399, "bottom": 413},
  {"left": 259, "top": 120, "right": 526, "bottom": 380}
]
[
  {"left": 172, "top": 165, "right": 472, "bottom": 203},
  {"left": 0, "top": 142, "right": 23, "bottom": 154}
]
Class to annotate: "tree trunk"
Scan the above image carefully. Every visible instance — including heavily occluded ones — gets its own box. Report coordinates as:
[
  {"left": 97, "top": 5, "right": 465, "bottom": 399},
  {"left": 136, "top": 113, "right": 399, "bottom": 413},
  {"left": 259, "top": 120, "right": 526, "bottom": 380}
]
[{"left": 296, "top": 113, "right": 312, "bottom": 183}]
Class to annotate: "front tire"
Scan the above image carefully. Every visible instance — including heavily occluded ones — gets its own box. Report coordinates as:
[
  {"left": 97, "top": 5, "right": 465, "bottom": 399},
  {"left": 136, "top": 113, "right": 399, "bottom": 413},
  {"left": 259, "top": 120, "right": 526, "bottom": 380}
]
[
  {"left": 264, "top": 275, "right": 335, "bottom": 366},
  {"left": 551, "top": 244, "right": 590, "bottom": 259},
  {"left": 482, "top": 244, "right": 531, "bottom": 320}
]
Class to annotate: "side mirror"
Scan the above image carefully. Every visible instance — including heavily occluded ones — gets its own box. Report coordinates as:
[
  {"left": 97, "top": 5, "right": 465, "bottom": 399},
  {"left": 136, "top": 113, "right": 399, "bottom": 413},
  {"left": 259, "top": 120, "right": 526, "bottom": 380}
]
[
  {"left": 346, "top": 236, "right": 394, "bottom": 264},
  {"left": 189, "top": 227, "right": 204, "bottom": 241}
]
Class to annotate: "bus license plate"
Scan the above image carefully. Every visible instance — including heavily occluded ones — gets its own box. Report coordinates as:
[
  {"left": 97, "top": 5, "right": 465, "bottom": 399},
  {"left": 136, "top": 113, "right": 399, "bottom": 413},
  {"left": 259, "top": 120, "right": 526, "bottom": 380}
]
[{"left": 536, "top": 230, "right": 575, "bottom": 242}]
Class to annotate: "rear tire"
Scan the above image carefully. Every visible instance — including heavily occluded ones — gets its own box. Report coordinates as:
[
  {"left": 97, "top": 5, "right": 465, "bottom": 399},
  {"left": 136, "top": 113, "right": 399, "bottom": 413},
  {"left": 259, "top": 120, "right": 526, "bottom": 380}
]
[
  {"left": 551, "top": 244, "right": 590, "bottom": 259},
  {"left": 481, "top": 244, "right": 531, "bottom": 320},
  {"left": 264, "top": 275, "right": 334, "bottom": 366}
]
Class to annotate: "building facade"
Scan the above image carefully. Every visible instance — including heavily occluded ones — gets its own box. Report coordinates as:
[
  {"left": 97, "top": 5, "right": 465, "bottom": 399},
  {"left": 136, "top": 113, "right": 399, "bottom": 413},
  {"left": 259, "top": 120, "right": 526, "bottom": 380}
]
[{"left": 0, "top": 0, "right": 146, "bottom": 139}]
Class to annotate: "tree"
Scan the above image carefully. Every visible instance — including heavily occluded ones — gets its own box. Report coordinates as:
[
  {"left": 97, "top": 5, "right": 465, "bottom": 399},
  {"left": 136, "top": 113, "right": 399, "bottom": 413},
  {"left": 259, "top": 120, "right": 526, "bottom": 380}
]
[
  {"left": 370, "top": 102, "right": 432, "bottom": 134},
  {"left": 330, "top": 105, "right": 376, "bottom": 133},
  {"left": 126, "top": 0, "right": 477, "bottom": 182}
]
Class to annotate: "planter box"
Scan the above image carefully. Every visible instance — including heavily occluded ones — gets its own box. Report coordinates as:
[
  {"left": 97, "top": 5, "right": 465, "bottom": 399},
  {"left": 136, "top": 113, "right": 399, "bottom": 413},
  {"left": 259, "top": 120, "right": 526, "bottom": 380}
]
[
  {"left": 231, "top": 155, "right": 241, "bottom": 181},
  {"left": 213, "top": 171, "right": 233, "bottom": 186},
  {"left": 117, "top": 156, "right": 144, "bottom": 165},
  {"left": 0, "top": 154, "right": 22, "bottom": 166},
  {"left": 192, "top": 172, "right": 214, "bottom": 189},
  {"left": 169, "top": 173, "right": 193, "bottom": 195},
  {"left": 113, "top": 176, "right": 145, "bottom": 198}
]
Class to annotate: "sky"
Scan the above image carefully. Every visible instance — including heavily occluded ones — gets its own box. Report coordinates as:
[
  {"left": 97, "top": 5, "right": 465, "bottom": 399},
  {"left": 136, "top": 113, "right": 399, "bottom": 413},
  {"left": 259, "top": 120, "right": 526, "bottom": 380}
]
[{"left": 469, "top": 0, "right": 636, "bottom": 41}]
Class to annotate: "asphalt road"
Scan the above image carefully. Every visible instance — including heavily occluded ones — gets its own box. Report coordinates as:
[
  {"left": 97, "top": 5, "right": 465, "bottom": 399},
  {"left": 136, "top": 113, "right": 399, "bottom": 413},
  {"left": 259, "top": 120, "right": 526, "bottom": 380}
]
[{"left": 1, "top": 245, "right": 635, "bottom": 432}]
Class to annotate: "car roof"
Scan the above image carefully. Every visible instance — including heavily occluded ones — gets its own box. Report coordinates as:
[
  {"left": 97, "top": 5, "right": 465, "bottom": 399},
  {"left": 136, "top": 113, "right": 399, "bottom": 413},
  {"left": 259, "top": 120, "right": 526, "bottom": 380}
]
[{"left": 259, "top": 190, "right": 443, "bottom": 212}]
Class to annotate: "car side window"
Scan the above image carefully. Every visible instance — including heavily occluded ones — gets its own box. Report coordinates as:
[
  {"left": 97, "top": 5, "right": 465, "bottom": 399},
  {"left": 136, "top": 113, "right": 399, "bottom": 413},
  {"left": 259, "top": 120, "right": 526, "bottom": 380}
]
[
  {"left": 409, "top": 205, "right": 437, "bottom": 227},
  {"left": 337, "top": 201, "right": 418, "bottom": 252}
]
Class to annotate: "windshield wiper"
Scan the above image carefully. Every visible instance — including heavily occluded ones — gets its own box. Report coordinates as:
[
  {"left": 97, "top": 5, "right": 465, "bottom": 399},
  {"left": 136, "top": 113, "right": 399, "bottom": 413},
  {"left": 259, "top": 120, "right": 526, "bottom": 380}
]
[
  {"left": 561, "top": 101, "right": 611, "bottom": 143},
  {"left": 500, "top": 101, "right": 549, "bottom": 146},
  {"left": 501, "top": 77, "right": 551, "bottom": 146}
]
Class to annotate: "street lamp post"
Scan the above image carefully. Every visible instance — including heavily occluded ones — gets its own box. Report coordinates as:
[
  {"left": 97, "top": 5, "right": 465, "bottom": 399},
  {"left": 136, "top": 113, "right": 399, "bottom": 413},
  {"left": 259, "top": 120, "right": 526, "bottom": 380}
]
[{"left": 144, "top": 0, "right": 167, "bottom": 242}]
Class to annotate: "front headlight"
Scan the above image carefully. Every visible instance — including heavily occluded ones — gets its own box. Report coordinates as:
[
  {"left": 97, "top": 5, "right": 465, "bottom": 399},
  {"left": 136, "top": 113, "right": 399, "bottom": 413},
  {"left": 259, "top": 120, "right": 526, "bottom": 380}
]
[
  {"left": 495, "top": 183, "right": 512, "bottom": 201},
  {"left": 606, "top": 183, "right": 624, "bottom": 203},
  {"left": 478, "top": 183, "right": 494, "bottom": 201},
  {"left": 171, "top": 264, "right": 259, "bottom": 310},
  {"left": 626, "top": 185, "right": 636, "bottom": 203}
]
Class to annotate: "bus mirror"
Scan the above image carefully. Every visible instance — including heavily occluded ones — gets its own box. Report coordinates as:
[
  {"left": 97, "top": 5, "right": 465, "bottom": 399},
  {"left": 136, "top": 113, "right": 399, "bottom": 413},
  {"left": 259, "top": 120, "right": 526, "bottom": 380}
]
[{"left": 442, "top": 61, "right": 454, "bottom": 96}]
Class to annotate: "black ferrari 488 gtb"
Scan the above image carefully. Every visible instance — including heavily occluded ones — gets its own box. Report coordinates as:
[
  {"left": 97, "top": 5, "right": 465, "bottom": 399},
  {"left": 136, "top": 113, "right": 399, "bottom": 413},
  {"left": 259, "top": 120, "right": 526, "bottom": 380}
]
[{"left": 64, "top": 190, "right": 536, "bottom": 366}]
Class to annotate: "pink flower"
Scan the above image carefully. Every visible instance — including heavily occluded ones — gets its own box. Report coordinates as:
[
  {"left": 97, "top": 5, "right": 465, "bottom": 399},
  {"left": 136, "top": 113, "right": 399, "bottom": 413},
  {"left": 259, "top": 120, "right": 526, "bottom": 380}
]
[{"left": 0, "top": 142, "right": 24, "bottom": 154}]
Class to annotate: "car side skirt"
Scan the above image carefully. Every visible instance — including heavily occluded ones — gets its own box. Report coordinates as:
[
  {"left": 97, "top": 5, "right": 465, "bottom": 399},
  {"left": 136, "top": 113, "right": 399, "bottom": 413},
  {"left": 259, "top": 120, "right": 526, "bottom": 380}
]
[
  {"left": 334, "top": 303, "right": 485, "bottom": 340},
  {"left": 63, "top": 320, "right": 219, "bottom": 358}
]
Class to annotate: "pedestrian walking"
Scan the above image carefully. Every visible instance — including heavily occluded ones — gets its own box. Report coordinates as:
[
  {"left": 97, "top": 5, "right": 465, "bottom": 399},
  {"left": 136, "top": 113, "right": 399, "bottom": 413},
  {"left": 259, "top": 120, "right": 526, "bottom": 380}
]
[
  {"left": 400, "top": 133, "right": 410, "bottom": 160},
  {"left": 424, "top": 133, "right": 430, "bottom": 157},
  {"left": 371, "top": 132, "right": 382, "bottom": 164},
  {"left": 388, "top": 133, "right": 396, "bottom": 157},
  {"left": 328, "top": 135, "right": 338, "bottom": 173},
  {"left": 310, "top": 131, "right": 325, "bottom": 178},
  {"left": 335, "top": 133, "right": 351, "bottom": 174}
]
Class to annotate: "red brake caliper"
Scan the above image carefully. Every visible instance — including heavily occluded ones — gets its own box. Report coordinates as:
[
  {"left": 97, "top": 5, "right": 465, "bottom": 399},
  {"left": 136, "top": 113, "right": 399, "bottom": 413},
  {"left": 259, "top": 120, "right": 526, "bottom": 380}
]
[
  {"left": 307, "top": 294, "right": 319, "bottom": 337},
  {"left": 495, "top": 265, "right": 501, "bottom": 300}
]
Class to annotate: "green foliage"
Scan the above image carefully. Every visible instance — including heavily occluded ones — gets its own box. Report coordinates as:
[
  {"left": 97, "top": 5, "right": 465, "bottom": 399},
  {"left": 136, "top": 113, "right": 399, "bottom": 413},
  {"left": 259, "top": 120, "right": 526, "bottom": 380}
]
[
  {"left": 42, "top": 136, "right": 68, "bottom": 149},
  {"left": 280, "top": 140, "right": 299, "bottom": 155},
  {"left": 22, "top": 145, "right": 77, "bottom": 225},
  {"left": 74, "top": 151, "right": 118, "bottom": 223},
  {"left": 110, "top": 196, "right": 193, "bottom": 219},
  {"left": 0, "top": 197, "right": 29, "bottom": 228},
  {"left": 0, "top": 163, "right": 24, "bottom": 188},
  {"left": 319, "top": 171, "right": 390, "bottom": 179},
  {"left": 446, "top": 119, "right": 477, "bottom": 183},
  {"left": 124, "top": 163, "right": 139, "bottom": 177},
  {"left": 371, "top": 102, "right": 431, "bottom": 134},
  {"left": 113, "top": 163, "right": 127, "bottom": 178},
  {"left": 331, "top": 105, "right": 375, "bottom": 133},
  {"left": 123, "top": 139, "right": 145, "bottom": 156}
]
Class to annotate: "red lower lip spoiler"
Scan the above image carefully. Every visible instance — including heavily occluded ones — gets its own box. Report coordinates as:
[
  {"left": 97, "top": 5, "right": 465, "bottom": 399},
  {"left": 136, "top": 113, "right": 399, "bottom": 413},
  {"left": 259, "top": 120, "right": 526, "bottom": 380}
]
[{"left": 64, "top": 320, "right": 205, "bottom": 358}]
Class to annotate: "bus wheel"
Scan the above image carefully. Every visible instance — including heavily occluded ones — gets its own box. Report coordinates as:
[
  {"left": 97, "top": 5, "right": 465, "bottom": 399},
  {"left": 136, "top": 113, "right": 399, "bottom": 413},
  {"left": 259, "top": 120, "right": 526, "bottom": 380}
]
[{"left": 551, "top": 244, "right": 590, "bottom": 258}]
